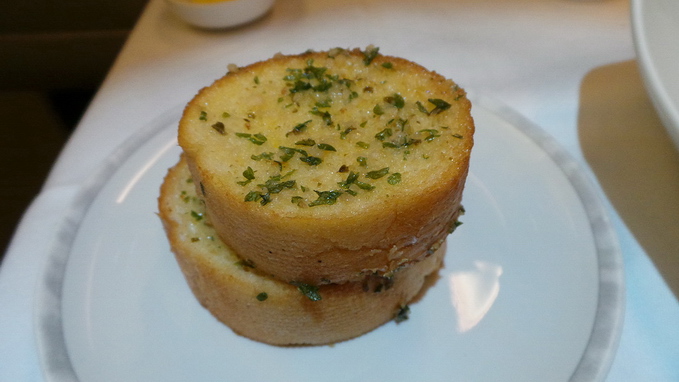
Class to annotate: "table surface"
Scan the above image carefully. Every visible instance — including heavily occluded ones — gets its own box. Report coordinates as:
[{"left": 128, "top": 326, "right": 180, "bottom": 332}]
[{"left": 1, "top": 0, "right": 678, "bottom": 381}]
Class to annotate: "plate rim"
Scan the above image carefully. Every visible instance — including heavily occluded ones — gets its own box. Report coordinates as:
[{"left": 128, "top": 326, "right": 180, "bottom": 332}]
[
  {"left": 33, "top": 96, "right": 625, "bottom": 382},
  {"left": 631, "top": 0, "right": 679, "bottom": 151}
]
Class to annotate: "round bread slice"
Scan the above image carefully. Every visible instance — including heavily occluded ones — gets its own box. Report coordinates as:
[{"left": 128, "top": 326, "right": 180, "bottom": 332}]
[
  {"left": 158, "top": 156, "right": 446, "bottom": 346},
  {"left": 178, "top": 47, "right": 472, "bottom": 285}
]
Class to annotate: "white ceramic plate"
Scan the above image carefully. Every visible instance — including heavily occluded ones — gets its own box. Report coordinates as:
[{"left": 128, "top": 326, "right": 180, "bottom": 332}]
[
  {"left": 632, "top": 0, "right": 679, "bottom": 151},
  {"left": 35, "top": 98, "right": 624, "bottom": 382}
]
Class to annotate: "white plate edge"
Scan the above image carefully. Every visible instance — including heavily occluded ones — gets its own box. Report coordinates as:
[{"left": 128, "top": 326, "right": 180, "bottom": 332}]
[
  {"left": 471, "top": 96, "right": 625, "bottom": 382},
  {"left": 33, "top": 106, "right": 185, "bottom": 382}
]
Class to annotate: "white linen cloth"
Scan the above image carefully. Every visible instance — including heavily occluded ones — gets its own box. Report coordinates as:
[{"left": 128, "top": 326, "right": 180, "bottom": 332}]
[{"left": 1, "top": 0, "right": 677, "bottom": 380}]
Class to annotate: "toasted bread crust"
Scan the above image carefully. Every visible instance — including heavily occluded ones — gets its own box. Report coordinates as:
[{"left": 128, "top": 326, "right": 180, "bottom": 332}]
[
  {"left": 158, "top": 156, "right": 445, "bottom": 345},
  {"left": 178, "top": 48, "right": 473, "bottom": 284}
]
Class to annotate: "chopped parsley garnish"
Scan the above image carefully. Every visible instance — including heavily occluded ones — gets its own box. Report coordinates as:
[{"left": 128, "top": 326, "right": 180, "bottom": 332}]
[
  {"left": 286, "top": 120, "right": 312, "bottom": 136},
  {"left": 244, "top": 191, "right": 262, "bottom": 202},
  {"left": 317, "top": 143, "right": 336, "bottom": 151},
  {"left": 366, "top": 167, "right": 389, "bottom": 179},
  {"left": 310, "top": 107, "right": 333, "bottom": 125},
  {"left": 300, "top": 155, "right": 323, "bottom": 166},
  {"left": 259, "top": 176, "right": 296, "bottom": 194},
  {"left": 212, "top": 122, "right": 225, "bottom": 135},
  {"left": 381, "top": 62, "right": 393, "bottom": 69},
  {"left": 251, "top": 152, "right": 275, "bottom": 161},
  {"left": 375, "top": 128, "right": 392, "bottom": 141},
  {"left": 387, "top": 173, "right": 402, "bottom": 185},
  {"left": 237, "top": 167, "right": 256, "bottom": 186},
  {"left": 427, "top": 98, "right": 452, "bottom": 115},
  {"left": 256, "top": 292, "right": 268, "bottom": 301},
  {"left": 338, "top": 171, "right": 369, "bottom": 191},
  {"left": 419, "top": 129, "right": 441, "bottom": 142},
  {"left": 295, "top": 138, "right": 316, "bottom": 146},
  {"left": 222, "top": 112, "right": 231, "bottom": 118},
  {"left": 452, "top": 133, "right": 463, "bottom": 139},
  {"left": 199, "top": 111, "right": 208, "bottom": 121},
  {"left": 362, "top": 46, "right": 380, "bottom": 66},
  {"left": 279, "top": 146, "right": 306, "bottom": 162},
  {"left": 395, "top": 305, "right": 410, "bottom": 323},
  {"left": 290, "top": 281, "right": 322, "bottom": 301},
  {"left": 382, "top": 136, "right": 421, "bottom": 149},
  {"left": 357, "top": 156, "right": 368, "bottom": 167},
  {"left": 448, "top": 220, "right": 464, "bottom": 234},
  {"left": 308, "top": 190, "right": 342, "bottom": 207},
  {"left": 340, "top": 127, "right": 356, "bottom": 139},
  {"left": 356, "top": 141, "right": 370, "bottom": 149},
  {"left": 337, "top": 171, "right": 359, "bottom": 189},
  {"left": 373, "top": 104, "right": 385, "bottom": 116},
  {"left": 190, "top": 210, "right": 203, "bottom": 221},
  {"left": 235, "top": 132, "right": 267, "bottom": 145},
  {"left": 416, "top": 101, "right": 429, "bottom": 115},
  {"left": 385, "top": 93, "right": 405, "bottom": 109}
]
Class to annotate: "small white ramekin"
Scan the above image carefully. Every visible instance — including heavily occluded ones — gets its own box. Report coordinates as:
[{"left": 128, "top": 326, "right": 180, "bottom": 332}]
[{"left": 166, "top": 0, "right": 274, "bottom": 29}]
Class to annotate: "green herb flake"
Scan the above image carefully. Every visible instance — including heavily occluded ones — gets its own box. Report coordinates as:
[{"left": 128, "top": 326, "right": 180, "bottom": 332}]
[
  {"left": 310, "top": 107, "right": 333, "bottom": 126},
  {"left": 308, "top": 190, "right": 342, "bottom": 207},
  {"left": 259, "top": 193, "right": 272, "bottom": 206},
  {"left": 362, "top": 46, "right": 380, "bottom": 66},
  {"left": 416, "top": 101, "right": 429, "bottom": 115},
  {"left": 357, "top": 156, "right": 368, "bottom": 167},
  {"left": 373, "top": 104, "right": 385, "bottom": 116},
  {"left": 237, "top": 167, "right": 256, "bottom": 186},
  {"left": 375, "top": 128, "right": 392, "bottom": 141},
  {"left": 295, "top": 138, "right": 316, "bottom": 146},
  {"left": 366, "top": 167, "right": 390, "bottom": 179},
  {"left": 286, "top": 120, "right": 312, "bottom": 136},
  {"left": 279, "top": 146, "right": 303, "bottom": 162},
  {"left": 290, "top": 281, "right": 322, "bottom": 301},
  {"left": 256, "top": 292, "right": 268, "bottom": 301},
  {"left": 452, "top": 133, "right": 463, "bottom": 139},
  {"left": 190, "top": 210, "right": 204, "bottom": 221},
  {"left": 251, "top": 152, "right": 275, "bottom": 161},
  {"left": 448, "top": 220, "right": 464, "bottom": 234},
  {"left": 385, "top": 93, "right": 405, "bottom": 109},
  {"left": 356, "top": 141, "right": 370, "bottom": 149},
  {"left": 244, "top": 191, "right": 261, "bottom": 202},
  {"left": 395, "top": 305, "right": 410, "bottom": 323},
  {"left": 419, "top": 129, "right": 441, "bottom": 142},
  {"left": 291, "top": 196, "right": 304, "bottom": 205},
  {"left": 387, "top": 173, "right": 402, "bottom": 185},
  {"left": 340, "top": 127, "right": 356, "bottom": 139},
  {"left": 199, "top": 111, "right": 208, "bottom": 121},
  {"left": 338, "top": 172, "right": 359, "bottom": 189},
  {"left": 300, "top": 155, "right": 323, "bottom": 166},
  {"left": 381, "top": 62, "right": 393, "bottom": 69},
  {"left": 236, "top": 132, "right": 267, "bottom": 145},
  {"left": 428, "top": 98, "right": 452, "bottom": 115},
  {"left": 222, "top": 112, "right": 231, "bottom": 118},
  {"left": 254, "top": 76, "right": 260, "bottom": 85},
  {"left": 258, "top": 176, "right": 297, "bottom": 195},
  {"left": 355, "top": 181, "right": 375, "bottom": 191},
  {"left": 211, "top": 122, "right": 226, "bottom": 135},
  {"left": 317, "top": 143, "right": 336, "bottom": 151}
]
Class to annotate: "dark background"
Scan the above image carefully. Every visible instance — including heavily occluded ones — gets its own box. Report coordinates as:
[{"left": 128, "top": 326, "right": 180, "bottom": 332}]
[{"left": 0, "top": 0, "right": 147, "bottom": 259}]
